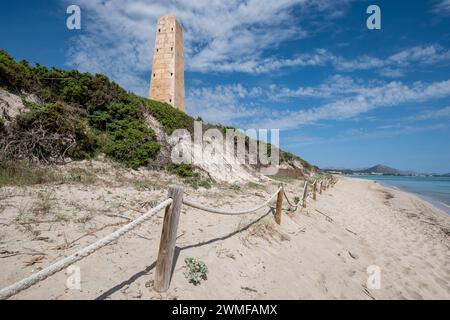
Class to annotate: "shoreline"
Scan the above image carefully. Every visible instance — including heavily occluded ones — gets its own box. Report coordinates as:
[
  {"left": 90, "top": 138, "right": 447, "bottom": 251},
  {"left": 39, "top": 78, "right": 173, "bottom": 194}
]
[
  {"left": 349, "top": 175, "right": 450, "bottom": 216},
  {"left": 378, "top": 181, "right": 450, "bottom": 217}
]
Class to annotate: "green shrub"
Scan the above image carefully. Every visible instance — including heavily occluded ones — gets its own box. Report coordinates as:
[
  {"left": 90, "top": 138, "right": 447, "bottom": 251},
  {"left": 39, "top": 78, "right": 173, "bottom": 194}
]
[
  {"left": 168, "top": 163, "right": 199, "bottom": 178},
  {"left": 167, "top": 164, "right": 213, "bottom": 189},
  {"left": 184, "top": 176, "right": 212, "bottom": 190},
  {"left": 0, "top": 51, "right": 34, "bottom": 91},
  {"left": 0, "top": 49, "right": 313, "bottom": 172},
  {"left": 301, "top": 159, "right": 313, "bottom": 171},
  {"left": 0, "top": 50, "right": 163, "bottom": 168},
  {"left": 102, "top": 120, "right": 160, "bottom": 169},
  {"left": 19, "top": 102, "right": 77, "bottom": 134},
  {"left": 144, "top": 99, "right": 193, "bottom": 134},
  {"left": 183, "top": 257, "right": 208, "bottom": 286}
]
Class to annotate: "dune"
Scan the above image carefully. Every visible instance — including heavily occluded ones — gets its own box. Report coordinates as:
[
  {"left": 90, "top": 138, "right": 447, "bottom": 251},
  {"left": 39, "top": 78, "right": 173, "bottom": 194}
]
[{"left": 0, "top": 169, "right": 449, "bottom": 300}]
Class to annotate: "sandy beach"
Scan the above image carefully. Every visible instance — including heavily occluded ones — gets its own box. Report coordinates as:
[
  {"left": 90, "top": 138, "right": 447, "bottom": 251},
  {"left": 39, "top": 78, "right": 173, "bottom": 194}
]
[{"left": 0, "top": 165, "right": 449, "bottom": 300}]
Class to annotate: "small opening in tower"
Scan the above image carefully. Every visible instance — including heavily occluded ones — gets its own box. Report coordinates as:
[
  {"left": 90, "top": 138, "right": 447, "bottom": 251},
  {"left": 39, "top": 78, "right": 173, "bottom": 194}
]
[
  {"left": 153, "top": 73, "right": 156, "bottom": 78},
  {"left": 171, "top": 73, "right": 173, "bottom": 77},
  {"left": 171, "top": 28, "right": 174, "bottom": 31},
  {"left": 169, "top": 99, "right": 172, "bottom": 103},
  {"left": 158, "top": 29, "right": 161, "bottom": 32},
  {"left": 171, "top": 47, "right": 173, "bottom": 51}
]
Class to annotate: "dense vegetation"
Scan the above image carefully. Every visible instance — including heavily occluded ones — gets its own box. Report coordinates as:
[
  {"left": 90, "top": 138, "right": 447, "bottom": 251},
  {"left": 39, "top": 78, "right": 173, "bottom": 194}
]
[
  {"left": 0, "top": 49, "right": 315, "bottom": 179},
  {"left": 0, "top": 49, "right": 194, "bottom": 169}
]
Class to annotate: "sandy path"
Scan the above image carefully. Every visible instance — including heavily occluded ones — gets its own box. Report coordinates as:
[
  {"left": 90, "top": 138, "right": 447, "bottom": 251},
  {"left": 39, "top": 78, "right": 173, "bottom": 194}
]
[{"left": 0, "top": 176, "right": 449, "bottom": 300}]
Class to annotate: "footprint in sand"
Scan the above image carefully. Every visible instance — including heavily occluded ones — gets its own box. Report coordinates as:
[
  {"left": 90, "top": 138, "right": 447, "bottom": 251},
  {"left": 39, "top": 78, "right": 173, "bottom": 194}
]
[{"left": 405, "top": 289, "right": 423, "bottom": 300}]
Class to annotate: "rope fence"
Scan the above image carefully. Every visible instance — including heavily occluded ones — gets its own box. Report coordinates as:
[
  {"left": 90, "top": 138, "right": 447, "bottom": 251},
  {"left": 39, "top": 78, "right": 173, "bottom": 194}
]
[
  {"left": 0, "top": 199, "right": 173, "bottom": 300},
  {"left": 0, "top": 175, "right": 337, "bottom": 300},
  {"left": 182, "top": 186, "right": 282, "bottom": 216}
]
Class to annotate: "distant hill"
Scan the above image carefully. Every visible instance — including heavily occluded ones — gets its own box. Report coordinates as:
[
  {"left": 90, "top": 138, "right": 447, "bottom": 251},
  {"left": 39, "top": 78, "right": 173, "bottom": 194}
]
[
  {"left": 356, "top": 164, "right": 417, "bottom": 176},
  {"left": 324, "top": 164, "right": 418, "bottom": 176}
]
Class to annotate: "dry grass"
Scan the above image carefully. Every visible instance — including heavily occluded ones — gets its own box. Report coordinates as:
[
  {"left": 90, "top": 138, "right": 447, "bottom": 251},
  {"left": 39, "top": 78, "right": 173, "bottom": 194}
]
[
  {"left": 270, "top": 176, "right": 302, "bottom": 183},
  {"left": 132, "top": 179, "right": 165, "bottom": 191},
  {"left": 66, "top": 167, "right": 99, "bottom": 184},
  {"left": 245, "top": 181, "right": 267, "bottom": 191},
  {"left": 241, "top": 219, "right": 290, "bottom": 247},
  {"left": 0, "top": 202, "right": 7, "bottom": 214},
  {"left": 0, "top": 158, "right": 61, "bottom": 187},
  {"left": 32, "top": 191, "right": 54, "bottom": 216},
  {"left": 15, "top": 203, "right": 31, "bottom": 224},
  {"left": 75, "top": 213, "right": 93, "bottom": 224}
]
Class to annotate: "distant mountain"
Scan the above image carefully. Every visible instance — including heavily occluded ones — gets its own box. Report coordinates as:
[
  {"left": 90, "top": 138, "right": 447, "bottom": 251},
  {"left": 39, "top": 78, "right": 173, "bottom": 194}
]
[
  {"left": 324, "top": 164, "right": 418, "bottom": 176},
  {"left": 356, "top": 164, "right": 417, "bottom": 176}
]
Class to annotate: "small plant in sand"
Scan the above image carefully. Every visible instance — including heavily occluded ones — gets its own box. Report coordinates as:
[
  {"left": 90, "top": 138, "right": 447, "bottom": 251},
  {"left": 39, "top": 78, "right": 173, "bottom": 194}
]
[
  {"left": 32, "top": 191, "right": 54, "bottom": 215},
  {"left": 183, "top": 257, "right": 208, "bottom": 286},
  {"left": 148, "top": 200, "right": 158, "bottom": 208},
  {"left": 230, "top": 183, "right": 241, "bottom": 191},
  {"left": 294, "top": 196, "right": 300, "bottom": 205}
]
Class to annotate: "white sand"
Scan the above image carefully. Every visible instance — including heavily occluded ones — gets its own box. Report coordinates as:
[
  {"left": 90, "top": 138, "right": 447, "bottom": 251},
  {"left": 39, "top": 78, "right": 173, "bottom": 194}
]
[{"left": 0, "top": 171, "right": 449, "bottom": 300}]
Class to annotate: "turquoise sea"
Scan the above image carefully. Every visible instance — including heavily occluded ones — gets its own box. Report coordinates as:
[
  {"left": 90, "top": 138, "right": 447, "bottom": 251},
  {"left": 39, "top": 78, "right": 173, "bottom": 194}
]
[{"left": 351, "top": 175, "right": 450, "bottom": 215}]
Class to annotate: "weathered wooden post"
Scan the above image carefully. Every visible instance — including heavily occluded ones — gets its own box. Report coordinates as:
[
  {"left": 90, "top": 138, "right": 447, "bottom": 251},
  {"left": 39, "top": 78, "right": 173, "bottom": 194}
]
[
  {"left": 155, "top": 185, "right": 184, "bottom": 293},
  {"left": 313, "top": 181, "right": 317, "bottom": 200},
  {"left": 302, "top": 181, "right": 308, "bottom": 208},
  {"left": 319, "top": 181, "right": 323, "bottom": 195},
  {"left": 275, "top": 184, "right": 283, "bottom": 225}
]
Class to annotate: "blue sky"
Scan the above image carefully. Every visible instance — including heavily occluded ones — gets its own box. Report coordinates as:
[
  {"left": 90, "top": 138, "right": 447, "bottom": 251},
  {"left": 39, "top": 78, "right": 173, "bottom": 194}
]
[{"left": 1, "top": 0, "right": 450, "bottom": 173}]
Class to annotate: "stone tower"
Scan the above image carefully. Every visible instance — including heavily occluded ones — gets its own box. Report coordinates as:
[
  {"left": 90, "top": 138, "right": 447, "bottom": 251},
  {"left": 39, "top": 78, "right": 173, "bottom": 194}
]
[{"left": 149, "top": 14, "right": 185, "bottom": 111}]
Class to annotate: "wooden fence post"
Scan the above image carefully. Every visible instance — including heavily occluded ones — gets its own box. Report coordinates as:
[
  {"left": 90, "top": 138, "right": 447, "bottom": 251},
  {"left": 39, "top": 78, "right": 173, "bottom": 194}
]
[
  {"left": 302, "top": 181, "right": 308, "bottom": 208},
  {"left": 275, "top": 184, "right": 283, "bottom": 225},
  {"left": 313, "top": 181, "right": 317, "bottom": 200},
  {"left": 154, "top": 185, "right": 184, "bottom": 293},
  {"left": 319, "top": 181, "right": 323, "bottom": 195}
]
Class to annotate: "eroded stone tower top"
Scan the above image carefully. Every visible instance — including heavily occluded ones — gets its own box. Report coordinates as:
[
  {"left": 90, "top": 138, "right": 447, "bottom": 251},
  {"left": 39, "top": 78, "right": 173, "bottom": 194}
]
[{"left": 149, "top": 14, "right": 185, "bottom": 111}]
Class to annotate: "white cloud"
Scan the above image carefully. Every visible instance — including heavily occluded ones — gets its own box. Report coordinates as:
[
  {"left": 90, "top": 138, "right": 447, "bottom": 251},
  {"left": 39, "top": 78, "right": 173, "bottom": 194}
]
[
  {"left": 192, "top": 48, "right": 332, "bottom": 73},
  {"left": 65, "top": 0, "right": 450, "bottom": 97},
  {"left": 186, "top": 84, "right": 265, "bottom": 124},
  {"left": 387, "top": 45, "right": 450, "bottom": 66},
  {"left": 285, "top": 122, "right": 449, "bottom": 150},
  {"left": 249, "top": 79, "right": 450, "bottom": 129},
  {"left": 377, "top": 68, "right": 405, "bottom": 78},
  {"left": 407, "top": 106, "right": 450, "bottom": 121},
  {"left": 267, "top": 75, "right": 369, "bottom": 99},
  {"left": 66, "top": 0, "right": 349, "bottom": 95},
  {"left": 434, "top": 0, "right": 450, "bottom": 14},
  {"left": 184, "top": 78, "right": 450, "bottom": 130},
  {"left": 333, "top": 45, "right": 450, "bottom": 76}
]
